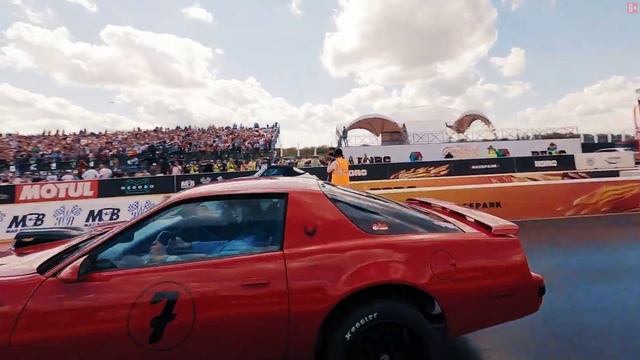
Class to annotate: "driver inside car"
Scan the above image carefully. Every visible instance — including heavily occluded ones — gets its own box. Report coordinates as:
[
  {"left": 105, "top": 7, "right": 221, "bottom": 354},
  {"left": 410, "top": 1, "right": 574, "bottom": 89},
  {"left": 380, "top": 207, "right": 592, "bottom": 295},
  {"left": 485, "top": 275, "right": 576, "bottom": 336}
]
[
  {"left": 115, "top": 200, "right": 274, "bottom": 268},
  {"left": 115, "top": 231, "right": 182, "bottom": 268},
  {"left": 147, "top": 231, "right": 181, "bottom": 264},
  {"left": 170, "top": 201, "right": 262, "bottom": 256}
]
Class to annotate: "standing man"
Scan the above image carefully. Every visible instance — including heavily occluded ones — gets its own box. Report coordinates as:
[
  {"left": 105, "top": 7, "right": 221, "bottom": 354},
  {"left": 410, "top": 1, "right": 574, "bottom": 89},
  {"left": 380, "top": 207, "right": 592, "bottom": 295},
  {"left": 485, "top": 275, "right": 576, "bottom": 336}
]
[
  {"left": 342, "top": 126, "right": 349, "bottom": 146},
  {"left": 327, "top": 148, "right": 350, "bottom": 186}
]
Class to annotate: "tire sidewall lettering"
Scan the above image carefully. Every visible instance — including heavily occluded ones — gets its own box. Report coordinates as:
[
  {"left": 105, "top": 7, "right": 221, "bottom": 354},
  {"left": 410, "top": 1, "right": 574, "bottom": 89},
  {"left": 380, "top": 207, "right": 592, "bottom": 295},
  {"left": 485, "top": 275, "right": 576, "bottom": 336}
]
[{"left": 344, "top": 312, "right": 379, "bottom": 342}]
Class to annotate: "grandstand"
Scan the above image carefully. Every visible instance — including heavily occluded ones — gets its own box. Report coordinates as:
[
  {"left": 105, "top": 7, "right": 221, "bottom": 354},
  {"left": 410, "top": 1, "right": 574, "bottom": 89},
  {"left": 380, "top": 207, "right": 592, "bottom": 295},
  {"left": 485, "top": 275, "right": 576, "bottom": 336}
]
[{"left": 0, "top": 123, "right": 279, "bottom": 181}]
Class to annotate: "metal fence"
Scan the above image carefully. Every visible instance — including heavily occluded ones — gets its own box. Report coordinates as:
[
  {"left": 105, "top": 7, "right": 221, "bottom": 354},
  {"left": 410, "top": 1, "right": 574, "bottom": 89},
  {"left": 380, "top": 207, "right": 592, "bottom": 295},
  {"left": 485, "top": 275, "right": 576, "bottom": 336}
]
[{"left": 345, "top": 127, "right": 581, "bottom": 146}]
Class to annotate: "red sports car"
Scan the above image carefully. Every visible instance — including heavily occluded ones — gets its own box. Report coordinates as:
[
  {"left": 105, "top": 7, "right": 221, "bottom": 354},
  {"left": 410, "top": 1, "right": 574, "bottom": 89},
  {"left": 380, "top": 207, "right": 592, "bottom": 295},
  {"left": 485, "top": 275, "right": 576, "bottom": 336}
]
[{"left": 0, "top": 178, "right": 544, "bottom": 360}]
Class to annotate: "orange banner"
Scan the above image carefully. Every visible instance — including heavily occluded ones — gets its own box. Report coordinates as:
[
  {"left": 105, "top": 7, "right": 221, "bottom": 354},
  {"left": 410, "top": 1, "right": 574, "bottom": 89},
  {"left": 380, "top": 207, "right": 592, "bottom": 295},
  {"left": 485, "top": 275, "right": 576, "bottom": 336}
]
[
  {"left": 352, "top": 170, "right": 620, "bottom": 191},
  {"left": 374, "top": 178, "right": 640, "bottom": 220}
]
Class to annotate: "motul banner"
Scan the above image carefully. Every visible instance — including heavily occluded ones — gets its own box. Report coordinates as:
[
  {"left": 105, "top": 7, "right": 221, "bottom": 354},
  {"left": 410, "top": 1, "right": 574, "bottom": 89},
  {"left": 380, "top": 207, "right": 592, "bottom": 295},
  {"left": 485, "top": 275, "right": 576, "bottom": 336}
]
[{"left": 16, "top": 181, "right": 98, "bottom": 203}]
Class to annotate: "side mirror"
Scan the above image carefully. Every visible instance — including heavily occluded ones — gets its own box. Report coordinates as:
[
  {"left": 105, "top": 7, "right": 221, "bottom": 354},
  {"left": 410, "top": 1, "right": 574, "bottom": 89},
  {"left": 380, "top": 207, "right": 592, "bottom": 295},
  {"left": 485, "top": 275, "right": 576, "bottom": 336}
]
[{"left": 58, "top": 255, "right": 90, "bottom": 283}]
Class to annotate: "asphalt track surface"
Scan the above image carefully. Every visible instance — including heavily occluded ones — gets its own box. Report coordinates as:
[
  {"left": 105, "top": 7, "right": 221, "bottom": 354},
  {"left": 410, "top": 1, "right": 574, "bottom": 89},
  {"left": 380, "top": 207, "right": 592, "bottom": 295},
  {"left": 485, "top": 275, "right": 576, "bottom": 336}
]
[{"left": 445, "top": 213, "right": 640, "bottom": 360}]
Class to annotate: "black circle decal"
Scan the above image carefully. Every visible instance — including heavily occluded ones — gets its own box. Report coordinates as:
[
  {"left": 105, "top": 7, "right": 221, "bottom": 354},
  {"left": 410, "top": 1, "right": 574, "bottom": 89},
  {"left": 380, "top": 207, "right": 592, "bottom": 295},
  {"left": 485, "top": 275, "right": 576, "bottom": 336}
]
[{"left": 127, "top": 281, "right": 195, "bottom": 351}]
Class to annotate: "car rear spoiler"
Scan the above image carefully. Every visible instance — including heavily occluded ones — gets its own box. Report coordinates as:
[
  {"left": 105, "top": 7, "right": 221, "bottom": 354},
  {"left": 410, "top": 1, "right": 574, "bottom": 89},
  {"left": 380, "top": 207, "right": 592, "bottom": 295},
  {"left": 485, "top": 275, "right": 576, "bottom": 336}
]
[{"left": 406, "top": 197, "right": 519, "bottom": 235}]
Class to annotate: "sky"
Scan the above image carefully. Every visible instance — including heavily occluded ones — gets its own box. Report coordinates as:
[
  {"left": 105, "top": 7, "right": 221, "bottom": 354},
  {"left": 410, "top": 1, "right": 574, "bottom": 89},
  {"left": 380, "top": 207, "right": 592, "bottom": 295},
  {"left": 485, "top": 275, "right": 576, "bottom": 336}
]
[{"left": 0, "top": 0, "right": 638, "bottom": 147}]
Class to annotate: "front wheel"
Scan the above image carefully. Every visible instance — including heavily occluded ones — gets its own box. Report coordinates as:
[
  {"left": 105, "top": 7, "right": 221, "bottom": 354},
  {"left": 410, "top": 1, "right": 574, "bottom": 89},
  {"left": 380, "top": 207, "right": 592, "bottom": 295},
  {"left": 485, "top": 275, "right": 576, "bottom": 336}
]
[{"left": 323, "top": 301, "right": 438, "bottom": 360}]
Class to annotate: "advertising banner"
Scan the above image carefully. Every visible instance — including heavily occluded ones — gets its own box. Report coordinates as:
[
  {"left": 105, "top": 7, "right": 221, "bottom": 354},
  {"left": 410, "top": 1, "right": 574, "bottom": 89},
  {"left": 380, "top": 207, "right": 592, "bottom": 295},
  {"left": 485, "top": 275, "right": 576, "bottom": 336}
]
[
  {"left": 0, "top": 185, "right": 15, "bottom": 205},
  {"left": 375, "top": 178, "right": 640, "bottom": 220},
  {"left": 15, "top": 180, "right": 98, "bottom": 204},
  {"left": 305, "top": 165, "right": 376, "bottom": 181},
  {"left": 574, "top": 152, "right": 636, "bottom": 170},
  {"left": 0, "top": 194, "right": 167, "bottom": 240},
  {"left": 351, "top": 170, "right": 621, "bottom": 191},
  {"left": 342, "top": 138, "right": 582, "bottom": 163},
  {"left": 514, "top": 155, "right": 576, "bottom": 173},
  {"left": 450, "top": 158, "right": 516, "bottom": 176},
  {"left": 98, "top": 176, "right": 176, "bottom": 197},
  {"left": 386, "top": 161, "right": 452, "bottom": 179},
  {"left": 175, "top": 174, "right": 219, "bottom": 192}
]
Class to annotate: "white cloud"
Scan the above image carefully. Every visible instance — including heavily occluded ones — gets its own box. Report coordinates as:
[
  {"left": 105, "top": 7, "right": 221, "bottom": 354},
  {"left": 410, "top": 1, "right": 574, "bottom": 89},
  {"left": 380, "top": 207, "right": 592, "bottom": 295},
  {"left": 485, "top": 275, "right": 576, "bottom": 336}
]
[
  {"left": 502, "top": 0, "right": 524, "bottom": 11},
  {"left": 64, "top": 0, "right": 98, "bottom": 13},
  {"left": 516, "top": 76, "right": 638, "bottom": 133},
  {"left": 0, "top": 19, "right": 531, "bottom": 146},
  {"left": 289, "top": 0, "right": 302, "bottom": 17},
  {"left": 1, "top": 22, "right": 218, "bottom": 88},
  {"left": 0, "top": 45, "right": 36, "bottom": 71},
  {"left": 8, "top": 0, "right": 55, "bottom": 24},
  {"left": 502, "top": 81, "right": 531, "bottom": 98},
  {"left": 321, "top": 0, "right": 497, "bottom": 85},
  {"left": 490, "top": 47, "right": 526, "bottom": 77},
  {"left": 181, "top": 3, "right": 213, "bottom": 24},
  {"left": 116, "top": 77, "right": 350, "bottom": 147},
  {"left": 374, "top": 70, "right": 530, "bottom": 112},
  {"left": 0, "top": 83, "right": 141, "bottom": 134},
  {"left": 0, "top": 22, "right": 345, "bottom": 146}
]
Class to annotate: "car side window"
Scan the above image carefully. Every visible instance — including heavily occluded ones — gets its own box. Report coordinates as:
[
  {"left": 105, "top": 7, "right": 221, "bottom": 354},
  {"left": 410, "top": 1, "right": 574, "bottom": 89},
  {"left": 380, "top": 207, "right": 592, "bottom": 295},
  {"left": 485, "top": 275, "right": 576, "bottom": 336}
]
[
  {"left": 91, "top": 195, "right": 286, "bottom": 271},
  {"left": 321, "top": 183, "right": 461, "bottom": 235}
]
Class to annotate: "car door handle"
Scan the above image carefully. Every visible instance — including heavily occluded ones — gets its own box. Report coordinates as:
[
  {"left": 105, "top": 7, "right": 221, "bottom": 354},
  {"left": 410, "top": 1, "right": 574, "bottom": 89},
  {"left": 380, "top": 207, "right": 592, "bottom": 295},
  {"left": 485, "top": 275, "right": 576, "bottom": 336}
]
[{"left": 241, "top": 278, "right": 270, "bottom": 289}]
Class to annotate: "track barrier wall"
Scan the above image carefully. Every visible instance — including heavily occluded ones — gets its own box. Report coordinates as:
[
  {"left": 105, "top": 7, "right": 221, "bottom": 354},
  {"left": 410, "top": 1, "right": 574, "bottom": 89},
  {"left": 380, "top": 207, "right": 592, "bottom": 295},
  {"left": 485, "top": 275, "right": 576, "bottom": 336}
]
[
  {"left": 374, "top": 177, "right": 640, "bottom": 221},
  {"left": 350, "top": 170, "right": 622, "bottom": 191},
  {"left": 0, "top": 154, "right": 589, "bottom": 204},
  {"left": 0, "top": 153, "right": 637, "bottom": 240}
]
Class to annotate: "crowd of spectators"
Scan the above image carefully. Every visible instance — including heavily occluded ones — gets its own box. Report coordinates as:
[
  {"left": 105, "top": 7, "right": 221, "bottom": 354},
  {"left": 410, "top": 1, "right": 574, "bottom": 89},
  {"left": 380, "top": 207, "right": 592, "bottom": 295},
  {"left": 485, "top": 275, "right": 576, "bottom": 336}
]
[{"left": 0, "top": 123, "right": 279, "bottom": 184}]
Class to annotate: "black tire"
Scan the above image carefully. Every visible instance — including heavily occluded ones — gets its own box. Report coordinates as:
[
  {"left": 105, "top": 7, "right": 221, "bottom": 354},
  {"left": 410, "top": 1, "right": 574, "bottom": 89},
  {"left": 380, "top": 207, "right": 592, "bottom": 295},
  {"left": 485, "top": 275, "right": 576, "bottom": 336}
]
[{"left": 322, "top": 301, "right": 438, "bottom": 360}]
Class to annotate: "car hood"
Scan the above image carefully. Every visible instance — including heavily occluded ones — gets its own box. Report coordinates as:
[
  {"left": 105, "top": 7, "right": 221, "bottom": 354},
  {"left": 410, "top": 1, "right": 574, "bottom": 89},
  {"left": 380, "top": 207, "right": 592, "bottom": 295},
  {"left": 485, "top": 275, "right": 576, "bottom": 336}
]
[
  {"left": 0, "top": 240, "right": 72, "bottom": 277},
  {"left": 0, "top": 224, "right": 119, "bottom": 277}
]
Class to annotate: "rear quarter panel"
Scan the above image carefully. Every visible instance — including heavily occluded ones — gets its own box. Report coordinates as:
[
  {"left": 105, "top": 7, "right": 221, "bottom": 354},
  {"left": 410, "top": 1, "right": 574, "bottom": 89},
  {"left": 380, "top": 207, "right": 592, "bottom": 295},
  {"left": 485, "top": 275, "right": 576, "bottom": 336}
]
[
  {"left": 283, "top": 190, "right": 540, "bottom": 359},
  {"left": 423, "top": 234, "right": 541, "bottom": 336}
]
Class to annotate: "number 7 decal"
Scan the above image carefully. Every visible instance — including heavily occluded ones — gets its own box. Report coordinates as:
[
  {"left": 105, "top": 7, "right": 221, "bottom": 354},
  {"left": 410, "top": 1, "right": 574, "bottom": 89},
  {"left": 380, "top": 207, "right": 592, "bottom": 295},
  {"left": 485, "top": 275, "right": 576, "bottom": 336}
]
[
  {"left": 128, "top": 282, "right": 194, "bottom": 350},
  {"left": 148, "top": 291, "right": 179, "bottom": 344}
]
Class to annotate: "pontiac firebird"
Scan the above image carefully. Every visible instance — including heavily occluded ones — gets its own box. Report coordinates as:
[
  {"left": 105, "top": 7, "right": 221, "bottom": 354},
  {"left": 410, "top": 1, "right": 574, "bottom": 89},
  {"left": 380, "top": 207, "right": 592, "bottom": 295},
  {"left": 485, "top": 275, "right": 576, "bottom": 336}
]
[{"left": 0, "top": 177, "right": 544, "bottom": 360}]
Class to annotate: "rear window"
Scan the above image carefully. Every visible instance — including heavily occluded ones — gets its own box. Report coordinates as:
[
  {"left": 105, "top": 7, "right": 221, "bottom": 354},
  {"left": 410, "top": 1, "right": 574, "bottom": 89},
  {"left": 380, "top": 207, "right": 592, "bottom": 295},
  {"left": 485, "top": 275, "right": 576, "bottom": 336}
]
[{"left": 320, "top": 183, "right": 461, "bottom": 235}]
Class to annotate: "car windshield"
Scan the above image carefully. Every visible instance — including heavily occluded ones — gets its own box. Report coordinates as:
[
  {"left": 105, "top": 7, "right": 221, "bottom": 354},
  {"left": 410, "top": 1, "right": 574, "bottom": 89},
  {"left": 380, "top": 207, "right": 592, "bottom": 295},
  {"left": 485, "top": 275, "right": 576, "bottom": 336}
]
[{"left": 36, "top": 231, "right": 107, "bottom": 275}]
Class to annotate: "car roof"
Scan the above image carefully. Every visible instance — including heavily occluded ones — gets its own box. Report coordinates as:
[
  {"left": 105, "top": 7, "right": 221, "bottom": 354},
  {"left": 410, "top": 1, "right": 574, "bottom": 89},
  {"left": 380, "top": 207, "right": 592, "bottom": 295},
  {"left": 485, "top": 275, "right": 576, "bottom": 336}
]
[{"left": 172, "top": 176, "right": 323, "bottom": 201}]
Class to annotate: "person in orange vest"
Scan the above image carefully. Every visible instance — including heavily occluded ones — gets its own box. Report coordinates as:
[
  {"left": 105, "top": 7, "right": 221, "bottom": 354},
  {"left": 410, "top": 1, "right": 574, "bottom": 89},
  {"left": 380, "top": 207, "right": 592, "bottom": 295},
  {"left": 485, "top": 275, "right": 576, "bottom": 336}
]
[{"left": 327, "top": 148, "right": 350, "bottom": 186}]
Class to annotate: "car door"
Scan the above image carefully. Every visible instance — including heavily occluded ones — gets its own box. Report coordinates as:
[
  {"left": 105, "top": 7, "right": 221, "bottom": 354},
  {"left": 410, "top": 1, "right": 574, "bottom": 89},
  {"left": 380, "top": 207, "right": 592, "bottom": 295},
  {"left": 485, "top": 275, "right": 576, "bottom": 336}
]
[{"left": 10, "top": 195, "right": 289, "bottom": 360}]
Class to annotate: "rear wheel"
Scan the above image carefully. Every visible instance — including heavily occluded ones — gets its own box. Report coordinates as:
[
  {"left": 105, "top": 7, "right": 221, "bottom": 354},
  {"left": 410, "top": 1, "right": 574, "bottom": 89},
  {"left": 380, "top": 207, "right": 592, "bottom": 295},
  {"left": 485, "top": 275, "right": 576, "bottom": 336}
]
[{"left": 323, "top": 301, "right": 437, "bottom": 360}]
